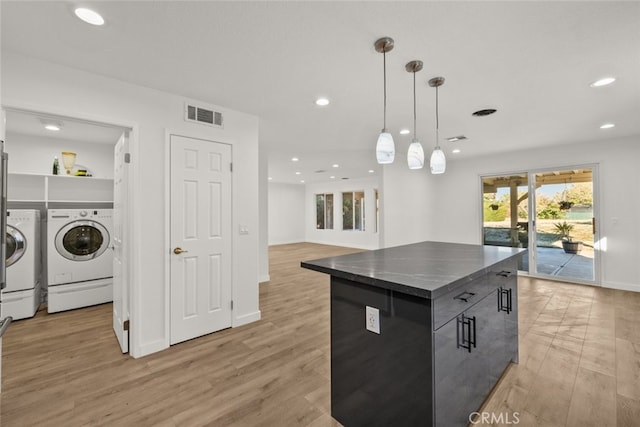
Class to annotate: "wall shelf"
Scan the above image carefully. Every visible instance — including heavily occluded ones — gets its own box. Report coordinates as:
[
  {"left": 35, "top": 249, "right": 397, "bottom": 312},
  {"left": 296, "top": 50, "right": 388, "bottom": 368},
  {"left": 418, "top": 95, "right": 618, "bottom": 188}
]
[{"left": 8, "top": 173, "right": 114, "bottom": 207}]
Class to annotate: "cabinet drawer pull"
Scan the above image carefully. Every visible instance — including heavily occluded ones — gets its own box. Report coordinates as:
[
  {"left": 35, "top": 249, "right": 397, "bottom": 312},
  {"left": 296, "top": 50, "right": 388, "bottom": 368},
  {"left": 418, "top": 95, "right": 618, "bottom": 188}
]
[
  {"left": 497, "top": 270, "right": 513, "bottom": 277},
  {"left": 497, "top": 287, "right": 513, "bottom": 314},
  {"left": 456, "top": 314, "right": 477, "bottom": 353},
  {"left": 454, "top": 291, "right": 476, "bottom": 302}
]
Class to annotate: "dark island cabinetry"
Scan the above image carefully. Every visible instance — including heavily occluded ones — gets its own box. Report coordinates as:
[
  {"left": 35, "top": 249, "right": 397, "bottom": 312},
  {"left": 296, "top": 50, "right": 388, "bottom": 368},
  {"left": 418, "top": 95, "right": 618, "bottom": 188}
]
[{"left": 302, "top": 241, "right": 524, "bottom": 427}]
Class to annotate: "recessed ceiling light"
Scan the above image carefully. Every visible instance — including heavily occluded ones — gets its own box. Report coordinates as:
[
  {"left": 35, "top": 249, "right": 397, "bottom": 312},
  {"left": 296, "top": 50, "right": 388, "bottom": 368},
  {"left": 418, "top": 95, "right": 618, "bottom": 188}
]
[
  {"left": 452, "top": 149, "right": 461, "bottom": 154},
  {"left": 295, "top": 171, "right": 301, "bottom": 175},
  {"left": 600, "top": 123, "right": 615, "bottom": 129},
  {"left": 368, "top": 170, "right": 375, "bottom": 173},
  {"left": 330, "top": 176, "right": 336, "bottom": 179},
  {"left": 400, "top": 129, "right": 410, "bottom": 135},
  {"left": 315, "top": 98, "right": 330, "bottom": 106},
  {"left": 291, "top": 157, "right": 299, "bottom": 162},
  {"left": 268, "top": 177, "right": 273, "bottom": 180},
  {"left": 74, "top": 8, "right": 105, "bottom": 26},
  {"left": 590, "top": 77, "right": 616, "bottom": 88},
  {"left": 300, "top": 180, "right": 305, "bottom": 183},
  {"left": 40, "top": 118, "right": 63, "bottom": 131},
  {"left": 332, "top": 164, "right": 339, "bottom": 168}
]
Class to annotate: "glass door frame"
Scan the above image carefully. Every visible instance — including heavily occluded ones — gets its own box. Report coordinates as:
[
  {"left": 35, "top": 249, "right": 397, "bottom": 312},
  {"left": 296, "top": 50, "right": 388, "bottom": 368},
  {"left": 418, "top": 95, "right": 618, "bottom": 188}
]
[{"left": 480, "top": 163, "right": 601, "bottom": 286}]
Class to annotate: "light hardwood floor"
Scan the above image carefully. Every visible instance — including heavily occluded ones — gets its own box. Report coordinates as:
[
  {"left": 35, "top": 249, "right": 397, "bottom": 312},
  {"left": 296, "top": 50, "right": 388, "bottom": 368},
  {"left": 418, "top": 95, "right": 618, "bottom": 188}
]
[{"left": 1, "top": 242, "right": 639, "bottom": 426}]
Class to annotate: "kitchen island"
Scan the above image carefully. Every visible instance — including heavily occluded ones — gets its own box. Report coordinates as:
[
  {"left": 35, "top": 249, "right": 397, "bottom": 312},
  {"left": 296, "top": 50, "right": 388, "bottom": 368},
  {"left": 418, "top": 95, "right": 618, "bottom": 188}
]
[{"left": 301, "top": 241, "right": 526, "bottom": 427}]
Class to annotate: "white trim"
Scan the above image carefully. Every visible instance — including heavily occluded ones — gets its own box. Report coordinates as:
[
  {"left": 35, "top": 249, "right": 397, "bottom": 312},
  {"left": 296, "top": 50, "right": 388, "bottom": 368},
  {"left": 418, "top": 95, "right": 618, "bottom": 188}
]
[
  {"left": 602, "top": 281, "right": 640, "bottom": 293},
  {"left": 259, "top": 274, "right": 270, "bottom": 283},
  {"left": 233, "top": 310, "right": 261, "bottom": 327},
  {"left": 269, "top": 239, "right": 306, "bottom": 246},
  {"left": 135, "top": 339, "right": 170, "bottom": 358}
]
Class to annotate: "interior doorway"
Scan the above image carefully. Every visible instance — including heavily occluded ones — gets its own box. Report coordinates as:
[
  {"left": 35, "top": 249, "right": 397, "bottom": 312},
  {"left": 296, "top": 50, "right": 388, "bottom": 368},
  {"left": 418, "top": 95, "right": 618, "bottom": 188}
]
[
  {"left": 482, "top": 166, "right": 598, "bottom": 285},
  {"left": 1, "top": 106, "right": 133, "bottom": 352}
]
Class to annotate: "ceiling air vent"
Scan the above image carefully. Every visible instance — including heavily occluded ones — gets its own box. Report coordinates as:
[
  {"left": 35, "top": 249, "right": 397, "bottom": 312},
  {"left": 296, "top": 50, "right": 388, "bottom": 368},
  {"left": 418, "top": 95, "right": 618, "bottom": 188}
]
[{"left": 185, "top": 103, "right": 223, "bottom": 128}]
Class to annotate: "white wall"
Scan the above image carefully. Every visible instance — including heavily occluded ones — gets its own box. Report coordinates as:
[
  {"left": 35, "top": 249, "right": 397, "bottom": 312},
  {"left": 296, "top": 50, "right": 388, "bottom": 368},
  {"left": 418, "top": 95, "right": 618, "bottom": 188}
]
[
  {"left": 381, "top": 159, "right": 438, "bottom": 249},
  {"left": 5, "top": 133, "right": 115, "bottom": 179},
  {"left": 268, "top": 182, "right": 305, "bottom": 245},
  {"left": 1, "top": 51, "right": 261, "bottom": 357},
  {"left": 383, "top": 136, "right": 640, "bottom": 292},
  {"left": 305, "top": 176, "right": 381, "bottom": 250}
]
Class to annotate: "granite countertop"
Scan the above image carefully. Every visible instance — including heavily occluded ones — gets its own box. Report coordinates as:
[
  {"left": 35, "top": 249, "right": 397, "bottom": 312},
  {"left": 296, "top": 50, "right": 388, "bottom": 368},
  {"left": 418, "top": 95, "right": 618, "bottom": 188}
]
[{"left": 301, "top": 241, "right": 526, "bottom": 299}]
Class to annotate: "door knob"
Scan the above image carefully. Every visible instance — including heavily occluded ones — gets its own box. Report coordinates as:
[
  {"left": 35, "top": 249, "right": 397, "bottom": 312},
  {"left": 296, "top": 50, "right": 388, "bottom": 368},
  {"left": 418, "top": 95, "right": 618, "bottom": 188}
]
[{"left": 173, "top": 247, "right": 188, "bottom": 255}]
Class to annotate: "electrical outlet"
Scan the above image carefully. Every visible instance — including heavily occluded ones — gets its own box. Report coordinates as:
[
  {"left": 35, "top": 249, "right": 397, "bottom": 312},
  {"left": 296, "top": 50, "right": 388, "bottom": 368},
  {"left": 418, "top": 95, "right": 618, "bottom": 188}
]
[{"left": 366, "top": 306, "right": 380, "bottom": 334}]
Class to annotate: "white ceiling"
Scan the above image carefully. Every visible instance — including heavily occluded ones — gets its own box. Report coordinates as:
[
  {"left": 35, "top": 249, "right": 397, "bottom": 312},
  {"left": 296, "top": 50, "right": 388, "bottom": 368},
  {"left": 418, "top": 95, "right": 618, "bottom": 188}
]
[
  {"left": 2, "top": 1, "right": 639, "bottom": 184},
  {"left": 4, "top": 109, "right": 124, "bottom": 145}
]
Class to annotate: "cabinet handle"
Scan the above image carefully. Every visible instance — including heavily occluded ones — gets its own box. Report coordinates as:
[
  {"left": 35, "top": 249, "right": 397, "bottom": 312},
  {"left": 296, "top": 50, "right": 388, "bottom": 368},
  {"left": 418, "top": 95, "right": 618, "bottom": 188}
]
[
  {"left": 454, "top": 291, "right": 476, "bottom": 302},
  {"left": 498, "top": 287, "right": 512, "bottom": 314},
  {"left": 457, "top": 314, "right": 477, "bottom": 353},
  {"left": 497, "top": 270, "right": 513, "bottom": 277}
]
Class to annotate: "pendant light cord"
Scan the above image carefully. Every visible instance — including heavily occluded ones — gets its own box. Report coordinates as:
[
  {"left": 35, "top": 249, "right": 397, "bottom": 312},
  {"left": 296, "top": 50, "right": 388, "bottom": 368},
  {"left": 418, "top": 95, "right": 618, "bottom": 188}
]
[
  {"left": 413, "top": 71, "right": 417, "bottom": 137},
  {"left": 435, "top": 85, "right": 440, "bottom": 149},
  {"left": 383, "top": 50, "right": 387, "bottom": 131}
]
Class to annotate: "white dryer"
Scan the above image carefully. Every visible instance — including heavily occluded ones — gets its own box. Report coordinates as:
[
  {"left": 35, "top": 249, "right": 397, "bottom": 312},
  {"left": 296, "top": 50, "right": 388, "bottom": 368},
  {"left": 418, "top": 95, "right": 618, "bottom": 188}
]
[
  {"left": 47, "top": 209, "right": 113, "bottom": 313},
  {"left": 3, "top": 209, "right": 41, "bottom": 319}
]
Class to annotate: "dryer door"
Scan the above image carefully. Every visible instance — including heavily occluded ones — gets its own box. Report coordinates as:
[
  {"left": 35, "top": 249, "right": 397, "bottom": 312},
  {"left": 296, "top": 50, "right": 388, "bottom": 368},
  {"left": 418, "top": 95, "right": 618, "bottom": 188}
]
[
  {"left": 6, "top": 225, "right": 26, "bottom": 267},
  {"left": 55, "top": 220, "right": 110, "bottom": 261}
]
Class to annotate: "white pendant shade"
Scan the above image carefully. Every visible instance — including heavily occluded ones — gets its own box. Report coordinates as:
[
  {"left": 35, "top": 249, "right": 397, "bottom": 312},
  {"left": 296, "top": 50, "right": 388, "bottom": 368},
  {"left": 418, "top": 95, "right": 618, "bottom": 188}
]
[
  {"left": 430, "top": 148, "right": 446, "bottom": 174},
  {"left": 376, "top": 131, "right": 395, "bottom": 164},
  {"left": 407, "top": 140, "right": 424, "bottom": 169}
]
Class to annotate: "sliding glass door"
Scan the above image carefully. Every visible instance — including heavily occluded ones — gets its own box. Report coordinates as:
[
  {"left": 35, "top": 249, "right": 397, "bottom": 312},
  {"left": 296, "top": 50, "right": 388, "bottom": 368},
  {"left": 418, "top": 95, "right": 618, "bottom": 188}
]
[
  {"left": 532, "top": 168, "right": 595, "bottom": 282},
  {"left": 482, "top": 174, "right": 530, "bottom": 271},
  {"left": 482, "top": 166, "right": 598, "bottom": 284}
]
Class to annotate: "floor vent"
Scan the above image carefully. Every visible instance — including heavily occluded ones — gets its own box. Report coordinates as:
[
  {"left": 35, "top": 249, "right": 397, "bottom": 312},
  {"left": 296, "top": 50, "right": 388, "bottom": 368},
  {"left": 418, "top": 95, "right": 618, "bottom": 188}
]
[{"left": 185, "top": 103, "right": 223, "bottom": 128}]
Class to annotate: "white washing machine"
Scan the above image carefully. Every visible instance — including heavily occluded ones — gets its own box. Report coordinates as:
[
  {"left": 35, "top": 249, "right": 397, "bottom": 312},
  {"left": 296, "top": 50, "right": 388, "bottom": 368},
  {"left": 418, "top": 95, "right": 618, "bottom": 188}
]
[
  {"left": 3, "top": 210, "right": 41, "bottom": 319},
  {"left": 47, "top": 209, "right": 113, "bottom": 313}
]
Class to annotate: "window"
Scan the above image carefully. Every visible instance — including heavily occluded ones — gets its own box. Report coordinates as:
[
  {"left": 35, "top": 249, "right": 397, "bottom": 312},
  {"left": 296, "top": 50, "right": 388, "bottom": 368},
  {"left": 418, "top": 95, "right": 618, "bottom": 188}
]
[
  {"left": 316, "top": 193, "right": 334, "bottom": 229},
  {"left": 343, "top": 191, "right": 365, "bottom": 231}
]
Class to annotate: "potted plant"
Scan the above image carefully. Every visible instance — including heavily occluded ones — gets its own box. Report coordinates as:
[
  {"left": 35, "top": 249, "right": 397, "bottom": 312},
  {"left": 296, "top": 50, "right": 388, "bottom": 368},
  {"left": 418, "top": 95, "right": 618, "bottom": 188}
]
[{"left": 554, "top": 221, "right": 582, "bottom": 254}]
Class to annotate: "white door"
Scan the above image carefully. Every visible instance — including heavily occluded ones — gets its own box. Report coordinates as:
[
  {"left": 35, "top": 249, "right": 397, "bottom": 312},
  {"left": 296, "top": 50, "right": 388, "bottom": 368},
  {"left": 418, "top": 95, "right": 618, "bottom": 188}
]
[
  {"left": 170, "top": 135, "right": 232, "bottom": 345},
  {"left": 113, "top": 132, "right": 130, "bottom": 353}
]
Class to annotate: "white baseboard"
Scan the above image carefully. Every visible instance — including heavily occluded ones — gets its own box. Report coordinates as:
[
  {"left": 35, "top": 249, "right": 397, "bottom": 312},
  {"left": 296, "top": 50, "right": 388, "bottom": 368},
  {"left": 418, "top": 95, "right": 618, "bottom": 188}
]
[
  {"left": 234, "top": 310, "right": 261, "bottom": 327},
  {"left": 268, "top": 239, "right": 305, "bottom": 246},
  {"left": 132, "top": 339, "right": 169, "bottom": 359},
  {"left": 602, "top": 281, "right": 640, "bottom": 293},
  {"left": 259, "top": 274, "right": 270, "bottom": 283}
]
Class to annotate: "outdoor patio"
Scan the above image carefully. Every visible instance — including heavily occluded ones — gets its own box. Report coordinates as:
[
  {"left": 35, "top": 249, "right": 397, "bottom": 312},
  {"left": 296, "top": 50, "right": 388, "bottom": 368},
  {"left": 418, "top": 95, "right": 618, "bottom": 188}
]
[{"left": 520, "top": 246, "right": 594, "bottom": 281}]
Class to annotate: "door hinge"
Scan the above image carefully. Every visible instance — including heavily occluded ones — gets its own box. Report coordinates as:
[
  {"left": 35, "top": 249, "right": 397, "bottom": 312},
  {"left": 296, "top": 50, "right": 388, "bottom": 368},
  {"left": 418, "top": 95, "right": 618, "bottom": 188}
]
[
  {"left": 231, "top": 300, "right": 234, "bottom": 310},
  {"left": 124, "top": 153, "right": 131, "bottom": 164},
  {"left": 230, "top": 162, "right": 233, "bottom": 172},
  {"left": 123, "top": 320, "right": 130, "bottom": 331}
]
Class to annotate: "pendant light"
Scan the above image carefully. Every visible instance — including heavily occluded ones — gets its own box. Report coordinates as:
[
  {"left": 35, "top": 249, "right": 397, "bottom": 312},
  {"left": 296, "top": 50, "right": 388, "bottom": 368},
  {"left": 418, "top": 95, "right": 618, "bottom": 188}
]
[
  {"left": 374, "top": 37, "right": 395, "bottom": 164},
  {"left": 406, "top": 60, "right": 424, "bottom": 169},
  {"left": 429, "top": 77, "right": 446, "bottom": 174}
]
